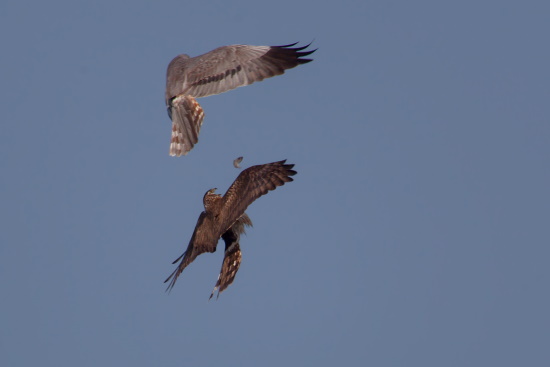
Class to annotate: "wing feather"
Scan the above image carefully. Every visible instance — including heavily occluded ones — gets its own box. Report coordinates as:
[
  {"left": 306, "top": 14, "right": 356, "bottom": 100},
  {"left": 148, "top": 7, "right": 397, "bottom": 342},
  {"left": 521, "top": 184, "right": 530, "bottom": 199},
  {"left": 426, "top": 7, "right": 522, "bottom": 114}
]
[
  {"left": 217, "top": 160, "right": 297, "bottom": 235},
  {"left": 164, "top": 212, "right": 220, "bottom": 292},
  {"left": 168, "top": 95, "right": 204, "bottom": 156},
  {"left": 209, "top": 214, "right": 253, "bottom": 299},
  {"left": 175, "top": 43, "right": 316, "bottom": 98}
]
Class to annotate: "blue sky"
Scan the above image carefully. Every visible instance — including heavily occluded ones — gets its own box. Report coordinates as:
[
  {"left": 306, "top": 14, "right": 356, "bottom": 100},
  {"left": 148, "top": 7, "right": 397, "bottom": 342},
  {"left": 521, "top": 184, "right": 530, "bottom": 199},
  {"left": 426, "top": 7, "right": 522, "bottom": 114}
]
[{"left": 1, "top": 0, "right": 549, "bottom": 366}]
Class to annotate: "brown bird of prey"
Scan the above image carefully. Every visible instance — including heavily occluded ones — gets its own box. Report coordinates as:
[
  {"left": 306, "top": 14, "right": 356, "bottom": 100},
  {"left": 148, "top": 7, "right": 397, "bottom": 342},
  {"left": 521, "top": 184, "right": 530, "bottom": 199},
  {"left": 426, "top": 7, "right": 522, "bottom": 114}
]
[
  {"left": 164, "top": 160, "right": 297, "bottom": 297},
  {"left": 165, "top": 42, "right": 316, "bottom": 156}
]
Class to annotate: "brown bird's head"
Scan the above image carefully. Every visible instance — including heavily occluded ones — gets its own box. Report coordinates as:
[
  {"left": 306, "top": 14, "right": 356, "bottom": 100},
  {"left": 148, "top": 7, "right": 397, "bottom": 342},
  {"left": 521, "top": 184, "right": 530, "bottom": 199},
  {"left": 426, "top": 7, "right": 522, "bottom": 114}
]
[{"left": 203, "top": 188, "right": 221, "bottom": 212}]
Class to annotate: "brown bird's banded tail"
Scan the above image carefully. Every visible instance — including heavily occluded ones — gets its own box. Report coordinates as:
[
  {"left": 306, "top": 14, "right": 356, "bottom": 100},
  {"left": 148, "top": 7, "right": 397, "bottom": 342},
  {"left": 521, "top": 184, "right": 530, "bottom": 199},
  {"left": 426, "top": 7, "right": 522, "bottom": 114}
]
[
  {"left": 210, "top": 214, "right": 253, "bottom": 299},
  {"left": 209, "top": 243, "right": 242, "bottom": 300}
]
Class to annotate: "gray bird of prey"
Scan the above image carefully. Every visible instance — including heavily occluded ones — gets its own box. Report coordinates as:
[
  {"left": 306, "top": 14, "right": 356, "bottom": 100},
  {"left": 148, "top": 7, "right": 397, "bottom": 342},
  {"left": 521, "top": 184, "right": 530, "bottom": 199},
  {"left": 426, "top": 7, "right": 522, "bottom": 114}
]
[
  {"left": 164, "top": 160, "right": 297, "bottom": 298},
  {"left": 165, "top": 42, "right": 316, "bottom": 156}
]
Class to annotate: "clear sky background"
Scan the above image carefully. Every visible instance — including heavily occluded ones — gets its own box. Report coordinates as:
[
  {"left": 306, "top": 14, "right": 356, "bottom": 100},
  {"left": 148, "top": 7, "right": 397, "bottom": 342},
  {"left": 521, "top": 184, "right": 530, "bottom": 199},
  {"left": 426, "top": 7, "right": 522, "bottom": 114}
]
[{"left": 1, "top": 0, "right": 549, "bottom": 366}]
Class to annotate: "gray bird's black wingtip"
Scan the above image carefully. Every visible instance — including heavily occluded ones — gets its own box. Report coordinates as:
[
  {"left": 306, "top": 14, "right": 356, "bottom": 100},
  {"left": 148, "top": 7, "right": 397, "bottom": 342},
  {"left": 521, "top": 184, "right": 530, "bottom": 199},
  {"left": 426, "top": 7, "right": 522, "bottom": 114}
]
[
  {"left": 272, "top": 41, "right": 317, "bottom": 64},
  {"left": 273, "top": 40, "right": 318, "bottom": 64}
]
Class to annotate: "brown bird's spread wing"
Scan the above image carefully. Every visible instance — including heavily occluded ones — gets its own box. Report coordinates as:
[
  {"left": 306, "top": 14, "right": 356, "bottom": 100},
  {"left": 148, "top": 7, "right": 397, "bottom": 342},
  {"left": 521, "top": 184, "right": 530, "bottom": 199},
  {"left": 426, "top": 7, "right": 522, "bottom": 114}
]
[
  {"left": 168, "top": 43, "right": 316, "bottom": 99},
  {"left": 168, "top": 95, "right": 205, "bottom": 156},
  {"left": 210, "top": 214, "right": 253, "bottom": 299},
  {"left": 164, "top": 211, "right": 221, "bottom": 292},
  {"left": 217, "top": 160, "right": 297, "bottom": 236}
]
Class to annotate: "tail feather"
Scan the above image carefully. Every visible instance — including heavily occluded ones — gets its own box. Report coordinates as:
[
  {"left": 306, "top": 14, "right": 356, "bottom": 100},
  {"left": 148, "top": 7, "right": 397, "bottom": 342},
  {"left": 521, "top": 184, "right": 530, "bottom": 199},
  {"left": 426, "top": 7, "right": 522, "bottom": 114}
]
[
  {"left": 169, "top": 95, "right": 205, "bottom": 156},
  {"left": 209, "top": 214, "right": 253, "bottom": 299}
]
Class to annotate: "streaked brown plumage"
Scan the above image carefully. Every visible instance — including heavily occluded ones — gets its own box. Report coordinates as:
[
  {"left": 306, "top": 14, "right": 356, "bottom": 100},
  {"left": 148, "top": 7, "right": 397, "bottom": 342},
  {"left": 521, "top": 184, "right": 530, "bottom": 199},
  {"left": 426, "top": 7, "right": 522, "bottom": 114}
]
[
  {"left": 164, "top": 160, "right": 297, "bottom": 297},
  {"left": 165, "top": 42, "right": 316, "bottom": 156},
  {"left": 210, "top": 214, "right": 252, "bottom": 299}
]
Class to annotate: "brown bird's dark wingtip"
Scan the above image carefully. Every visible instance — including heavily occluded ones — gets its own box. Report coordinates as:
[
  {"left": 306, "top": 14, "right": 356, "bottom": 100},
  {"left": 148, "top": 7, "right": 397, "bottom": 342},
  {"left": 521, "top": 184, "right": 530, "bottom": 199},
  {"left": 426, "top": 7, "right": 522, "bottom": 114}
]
[
  {"left": 164, "top": 281, "right": 173, "bottom": 293},
  {"left": 164, "top": 272, "right": 174, "bottom": 285},
  {"left": 164, "top": 278, "right": 178, "bottom": 294},
  {"left": 277, "top": 159, "right": 297, "bottom": 177},
  {"left": 170, "top": 251, "right": 185, "bottom": 264},
  {"left": 163, "top": 265, "right": 180, "bottom": 293}
]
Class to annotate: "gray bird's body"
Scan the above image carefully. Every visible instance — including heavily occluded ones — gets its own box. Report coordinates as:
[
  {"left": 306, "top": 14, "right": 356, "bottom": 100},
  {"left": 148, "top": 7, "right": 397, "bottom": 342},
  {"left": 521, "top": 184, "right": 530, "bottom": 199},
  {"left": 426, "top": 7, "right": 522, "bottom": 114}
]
[{"left": 165, "top": 43, "right": 316, "bottom": 156}]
